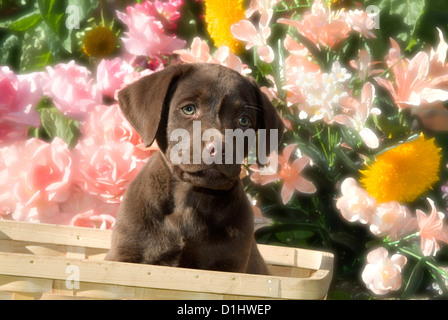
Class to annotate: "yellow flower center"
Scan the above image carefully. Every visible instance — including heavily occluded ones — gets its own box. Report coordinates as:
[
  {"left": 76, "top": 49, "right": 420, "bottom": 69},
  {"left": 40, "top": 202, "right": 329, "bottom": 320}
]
[
  {"left": 204, "top": 0, "right": 245, "bottom": 53},
  {"left": 360, "top": 135, "right": 441, "bottom": 204},
  {"left": 83, "top": 26, "right": 116, "bottom": 58}
]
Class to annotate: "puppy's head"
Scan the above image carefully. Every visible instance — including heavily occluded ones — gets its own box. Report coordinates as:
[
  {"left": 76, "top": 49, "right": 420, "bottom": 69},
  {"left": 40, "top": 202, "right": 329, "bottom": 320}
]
[{"left": 118, "top": 63, "right": 284, "bottom": 190}]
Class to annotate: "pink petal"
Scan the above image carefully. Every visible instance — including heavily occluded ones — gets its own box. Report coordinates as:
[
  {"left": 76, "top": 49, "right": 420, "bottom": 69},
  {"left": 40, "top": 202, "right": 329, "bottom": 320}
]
[
  {"left": 374, "top": 77, "right": 398, "bottom": 105},
  {"left": 292, "top": 156, "right": 310, "bottom": 174},
  {"left": 281, "top": 181, "right": 295, "bottom": 204},
  {"left": 433, "top": 28, "right": 447, "bottom": 66},
  {"left": 282, "top": 144, "right": 298, "bottom": 163},
  {"left": 359, "top": 127, "right": 379, "bottom": 149},
  {"left": 294, "top": 176, "right": 317, "bottom": 194},
  {"left": 340, "top": 177, "right": 358, "bottom": 195},
  {"left": 257, "top": 45, "right": 274, "bottom": 63},
  {"left": 406, "top": 51, "right": 429, "bottom": 91},
  {"left": 260, "top": 173, "right": 281, "bottom": 186},
  {"left": 419, "top": 87, "right": 448, "bottom": 104},
  {"left": 231, "top": 20, "right": 259, "bottom": 48}
]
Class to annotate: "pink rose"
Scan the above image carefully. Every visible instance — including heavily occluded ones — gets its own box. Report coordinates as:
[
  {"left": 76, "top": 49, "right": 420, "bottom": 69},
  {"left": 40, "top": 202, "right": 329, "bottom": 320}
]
[
  {"left": 27, "top": 137, "right": 73, "bottom": 204},
  {"left": 74, "top": 138, "right": 147, "bottom": 204},
  {"left": 96, "top": 58, "right": 135, "bottom": 98},
  {"left": 135, "top": 0, "right": 183, "bottom": 26},
  {"left": 0, "top": 67, "right": 42, "bottom": 144},
  {"left": 116, "top": 6, "right": 186, "bottom": 58},
  {"left": 81, "top": 104, "right": 144, "bottom": 146},
  {"left": 362, "top": 247, "right": 407, "bottom": 295},
  {"left": 43, "top": 60, "right": 101, "bottom": 120},
  {"left": 0, "top": 138, "right": 74, "bottom": 223},
  {"left": 369, "top": 202, "right": 417, "bottom": 240},
  {"left": 336, "top": 177, "right": 376, "bottom": 224}
]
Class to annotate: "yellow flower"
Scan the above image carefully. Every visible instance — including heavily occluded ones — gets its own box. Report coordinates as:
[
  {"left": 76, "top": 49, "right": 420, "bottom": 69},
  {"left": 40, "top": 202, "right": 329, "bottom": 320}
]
[
  {"left": 204, "top": 0, "right": 245, "bottom": 53},
  {"left": 360, "top": 135, "right": 441, "bottom": 204},
  {"left": 83, "top": 26, "right": 116, "bottom": 58}
]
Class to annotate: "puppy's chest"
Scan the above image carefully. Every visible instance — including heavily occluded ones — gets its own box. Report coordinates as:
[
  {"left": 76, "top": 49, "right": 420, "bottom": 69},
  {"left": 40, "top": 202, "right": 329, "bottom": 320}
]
[{"left": 169, "top": 198, "right": 238, "bottom": 242}]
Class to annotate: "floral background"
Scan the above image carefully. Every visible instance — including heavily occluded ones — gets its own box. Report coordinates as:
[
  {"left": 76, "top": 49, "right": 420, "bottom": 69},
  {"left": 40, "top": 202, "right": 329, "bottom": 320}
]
[{"left": 1, "top": 0, "right": 448, "bottom": 299}]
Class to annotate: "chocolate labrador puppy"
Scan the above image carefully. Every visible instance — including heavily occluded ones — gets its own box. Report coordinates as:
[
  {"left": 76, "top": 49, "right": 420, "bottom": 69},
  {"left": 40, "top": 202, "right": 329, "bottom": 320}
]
[{"left": 105, "top": 63, "right": 284, "bottom": 274}]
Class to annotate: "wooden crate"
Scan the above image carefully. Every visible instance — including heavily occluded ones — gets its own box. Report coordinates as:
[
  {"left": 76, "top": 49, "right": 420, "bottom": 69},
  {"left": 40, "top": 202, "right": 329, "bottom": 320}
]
[{"left": 0, "top": 220, "right": 333, "bottom": 300}]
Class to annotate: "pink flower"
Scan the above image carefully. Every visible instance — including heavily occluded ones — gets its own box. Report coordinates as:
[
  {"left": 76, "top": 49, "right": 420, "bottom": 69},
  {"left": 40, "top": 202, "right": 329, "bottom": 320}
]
[
  {"left": 26, "top": 137, "right": 73, "bottom": 204},
  {"left": 231, "top": 19, "right": 274, "bottom": 63},
  {"left": 416, "top": 198, "right": 448, "bottom": 256},
  {"left": 0, "top": 138, "right": 74, "bottom": 223},
  {"left": 81, "top": 104, "right": 144, "bottom": 146},
  {"left": 284, "top": 34, "right": 310, "bottom": 57},
  {"left": 135, "top": 0, "right": 183, "bottom": 29},
  {"left": 174, "top": 37, "right": 250, "bottom": 75},
  {"left": 80, "top": 104, "right": 158, "bottom": 160},
  {"left": 349, "top": 49, "right": 382, "bottom": 81},
  {"left": 369, "top": 202, "right": 416, "bottom": 240},
  {"left": 278, "top": 0, "right": 351, "bottom": 50},
  {"left": 336, "top": 177, "right": 376, "bottom": 224},
  {"left": 285, "top": 61, "right": 351, "bottom": 123},
  {"left": 428, "top": 28, "right": 448, "bottom": 80},
  {"left": 362, "top": 247, "right": 407, "bottom": 295},
  {"left": 74, "top": 138, "right": 147, "bottom": 204},
  {"left": 96, "top": 58, "right": 135, "bottom": 98},
  {"left": 231, "top": 0, "right": 279, "bottom": 63},
  {"left": 344, "top": 9, "right": 376, "bottom": 39},
  {"left": 283, "top": 35, "right": 319, "bottom": 107},
  {"left": 0, "top": 67, "right": 42, "bottom": 144},
  {"left": 43, "top": 60, "right": 101, "bottom": 120},
  {"left": 375, "top": 34, "right": 448, "bottom": 110},
  {"left": 250, "top": 144, "right": 316, "bottom": 204},
  {"left": 116, "top": 6, "right": 186, "bottom": 59},
  {"left": 245, "top": 0, "right": 281, "bottom": 24},
  {"left": 335, "top": 82, "right": 381, "bottom": 149}
]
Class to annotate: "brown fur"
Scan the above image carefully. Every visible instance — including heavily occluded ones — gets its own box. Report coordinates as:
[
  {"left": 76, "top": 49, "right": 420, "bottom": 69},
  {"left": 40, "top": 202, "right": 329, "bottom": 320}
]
[{"left": 105, "top": 63, "right": 284, "bottom": 274}]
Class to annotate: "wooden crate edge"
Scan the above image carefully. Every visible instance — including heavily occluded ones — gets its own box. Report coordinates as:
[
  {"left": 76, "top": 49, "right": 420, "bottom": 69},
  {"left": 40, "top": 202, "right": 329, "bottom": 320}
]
[{"left": 0, "top": 252, "right": 332, "bottom": 300}]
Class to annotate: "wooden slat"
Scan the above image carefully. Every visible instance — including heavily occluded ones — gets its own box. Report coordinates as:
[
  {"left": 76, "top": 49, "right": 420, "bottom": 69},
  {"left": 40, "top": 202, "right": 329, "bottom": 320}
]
[
  {"left": 0, "top": 252, "right": 332, "bottom": 300},
  {"left": 0, "top": 220, "right": 111, "bottom": 249},
  {"left": 0, "top": 220, "right": 334, "bottom": 299}
]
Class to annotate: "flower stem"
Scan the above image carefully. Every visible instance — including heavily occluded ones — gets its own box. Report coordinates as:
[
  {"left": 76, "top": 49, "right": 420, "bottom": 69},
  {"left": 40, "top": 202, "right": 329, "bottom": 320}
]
[{"left": 385, "top": 233, "right": 448, "bottom": 281}]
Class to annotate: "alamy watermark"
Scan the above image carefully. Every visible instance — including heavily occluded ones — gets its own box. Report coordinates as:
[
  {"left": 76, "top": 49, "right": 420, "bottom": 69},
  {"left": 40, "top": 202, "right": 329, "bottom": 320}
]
[
  {"left": 169, "top": 121, "right": 279, "bottom": 174},
  {"left": 65, "top": 5, "right": 80, "bottom": 30},
  {"left": 366, "top": 5, "right": 380, "bottom": 30},
  {"left": 65, "top": 264, "right": 80, "bottom": 289}
]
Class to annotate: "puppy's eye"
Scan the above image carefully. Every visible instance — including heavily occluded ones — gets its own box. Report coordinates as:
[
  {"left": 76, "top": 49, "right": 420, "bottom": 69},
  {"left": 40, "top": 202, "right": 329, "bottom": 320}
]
[
  {"left": 238, "top": 116, "right": 251, "bottom": 127},
  {"left": 182, "top": 105, "right": 196, "bottom": 115}
]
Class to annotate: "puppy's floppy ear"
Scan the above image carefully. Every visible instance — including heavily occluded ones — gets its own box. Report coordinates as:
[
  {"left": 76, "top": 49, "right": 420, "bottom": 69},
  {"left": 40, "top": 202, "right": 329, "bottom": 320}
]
[
  {"left": 252, "top": 82, "right": 285, "bottom": 157},
  {"left": 118, "top": 64, "right": 192, "bottom": 148}
]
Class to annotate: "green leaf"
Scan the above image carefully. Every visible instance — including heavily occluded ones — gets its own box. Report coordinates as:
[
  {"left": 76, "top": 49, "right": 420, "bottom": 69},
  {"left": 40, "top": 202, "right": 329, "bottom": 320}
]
[
  {"left": 329, "top": 232, "right": 360, "bottom": 253},
  {"left": 389, "top": 0, "right": 425, "bottom": 28},
  {"left": 37, "top": 0, "right": 98, "bottom": 53},
  {"left": 38, "top": 106, "right": 80, "bottom": 148},
  {"left": 19, "top": 22, "right": 54, "bottom": 72},
  {"left": 0, "top": 34, "right": 20, "bottom": 67},
  {"left": 401, "top": 259, "right": 425, "bottom": 298},
  {"left": 8, "top": 11, "right": 42, "bottom": 32},
  {"left": 38, "top": 0, "right": 72, "bottom": 52}
]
